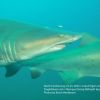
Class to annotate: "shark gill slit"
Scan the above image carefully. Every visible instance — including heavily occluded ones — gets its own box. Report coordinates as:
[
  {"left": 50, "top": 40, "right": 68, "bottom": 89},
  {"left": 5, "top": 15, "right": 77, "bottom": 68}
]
[
  {"left": 0, "top": 34, "right": 9, "bottom": 63},
  {"left": 2, "top": 42, "right": 9, "bottom": 63},
  {"left": 8, "top": 41, "right": 15, "bottom": 62},
  {"left": 1, "top": 41, "right": 14, "bottom": 63},
  {"left": 0, "top": 43, "right": 6, "bottom": 63},
  {"left": 12, "top": 42, "right": 19, "bottom": 61},
  {"left": 0, "top": 44, "right": 5, "bottom": 63}
]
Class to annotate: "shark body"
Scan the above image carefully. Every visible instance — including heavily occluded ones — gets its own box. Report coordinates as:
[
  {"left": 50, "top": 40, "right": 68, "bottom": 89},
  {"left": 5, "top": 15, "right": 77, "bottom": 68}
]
[
  {"left": 26, "top": 39, "right": 100, "bottom": 83},
  {"left": 0, "top": 19, "right": 81, "bottom": 77}
]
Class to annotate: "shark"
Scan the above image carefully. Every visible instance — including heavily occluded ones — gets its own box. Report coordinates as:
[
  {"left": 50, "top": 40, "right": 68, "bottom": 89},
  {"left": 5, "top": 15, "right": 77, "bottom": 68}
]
[
  {"left": 21, "top": 35, "right": 100, "bottom": 84},
  {"left": 0, "top": 19, "right": 81, "bottom": 77}
]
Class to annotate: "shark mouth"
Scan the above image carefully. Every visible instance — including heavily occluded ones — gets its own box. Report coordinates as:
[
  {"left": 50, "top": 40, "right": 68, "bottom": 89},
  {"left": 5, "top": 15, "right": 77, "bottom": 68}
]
[
  {"left": 46, "top": 36, "right": 81, "bottom": 52},
  {"left": 47, "top": 44, "right": 66, "bottom": 53},
  {"left": 46, "top": 35, "right": 82, "bottom": 53}
]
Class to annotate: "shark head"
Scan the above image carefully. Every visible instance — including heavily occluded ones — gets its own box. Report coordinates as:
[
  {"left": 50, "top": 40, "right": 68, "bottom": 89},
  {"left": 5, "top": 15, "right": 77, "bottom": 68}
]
[
  {"left": 0, "top": 19, "right": 81, "bottom": 61},
  {"left": 16, "top": 32, "right": 81, "bottom": 60}
]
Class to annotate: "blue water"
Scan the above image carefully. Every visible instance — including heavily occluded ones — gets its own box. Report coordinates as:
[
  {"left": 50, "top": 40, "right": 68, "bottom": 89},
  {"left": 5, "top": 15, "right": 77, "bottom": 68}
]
[{"left": 0, "top": 0, "right": 100, "bottom": 100}]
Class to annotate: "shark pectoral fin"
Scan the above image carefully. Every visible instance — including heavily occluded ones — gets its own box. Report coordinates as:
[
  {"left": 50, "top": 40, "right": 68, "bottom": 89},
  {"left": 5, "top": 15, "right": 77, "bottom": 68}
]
[
  {"left": 30, "top": 68, "right": 45, "bottom": 79},
  {"left": 59, "top": 70, "right": 82, "bottom": 84},
  {"left": 5, "top": 64, "right": 21, "bottom": 77}
]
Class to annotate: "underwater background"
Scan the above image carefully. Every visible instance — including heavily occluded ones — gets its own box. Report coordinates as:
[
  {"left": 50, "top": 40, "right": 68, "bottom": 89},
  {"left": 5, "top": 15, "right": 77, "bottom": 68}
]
[{"left": 0, "top": 0, "right": 100, "bottom": 100}]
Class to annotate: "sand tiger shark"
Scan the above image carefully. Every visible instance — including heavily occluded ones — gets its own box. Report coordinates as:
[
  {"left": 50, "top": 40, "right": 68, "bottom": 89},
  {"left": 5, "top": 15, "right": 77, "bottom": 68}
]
[
  {"left": 22, "top": 35, "right": 100, "bottom": 83},
  {"left": 0, "top": 19, "right": 81, "bottom": 77}
]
